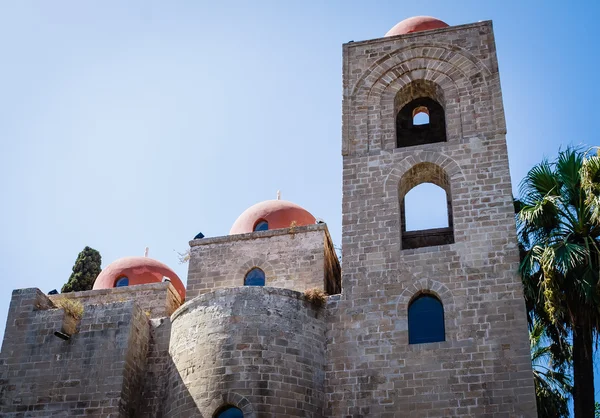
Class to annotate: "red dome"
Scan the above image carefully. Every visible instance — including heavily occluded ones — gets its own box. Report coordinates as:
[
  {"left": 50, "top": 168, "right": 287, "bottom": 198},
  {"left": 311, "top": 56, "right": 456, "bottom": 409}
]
[
  {"left": 93, "top": 256, "right": 185, "bottom": 300},
  {"left": 385, "top": 16, "right": 449, "bottom": 37},
  {"left": 230, "top": 200, "right": 316, "bottom": 235}
]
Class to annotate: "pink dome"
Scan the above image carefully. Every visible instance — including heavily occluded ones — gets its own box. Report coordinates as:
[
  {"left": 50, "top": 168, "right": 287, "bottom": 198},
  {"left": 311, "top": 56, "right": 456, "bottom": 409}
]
[
  {"left": 230, "top": 200, "right": 316, "bottom": 235},
  {"left": 93, "top": 256, "right": 185, "bottom": 300},
  {"left": 385, "top": 16, "right": 449, "bottom": 37}
]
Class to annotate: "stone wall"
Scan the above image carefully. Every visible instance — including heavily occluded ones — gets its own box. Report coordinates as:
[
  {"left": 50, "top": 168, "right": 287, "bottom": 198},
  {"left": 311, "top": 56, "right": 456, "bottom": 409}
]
[
  {"left": 330, "top": 21, "right": 537, "bottom": 417},
  {"left": 0, "top": 288, "right": 150, "bottom": 416},
  {"left": 48, "top": 281, "right": 182, "bottom": 318},
  {"left": 186, "top": 224, "right": 341, "bottom": 299},
  {"left": 139, "top": 317, "right": 173, "bottom": 417},
  {"left": 165, "top": 287, "right": 327, "bottom": 417}
]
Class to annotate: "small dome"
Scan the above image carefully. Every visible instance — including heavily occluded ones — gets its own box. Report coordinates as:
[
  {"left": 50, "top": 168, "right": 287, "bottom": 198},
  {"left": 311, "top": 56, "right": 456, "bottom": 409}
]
[
  {"left": 93, "top": 256, "right": 185, "bottom": 300},
  {"left": 230, "top": 200, "right": 316, "bottom": 235},
  {"left": 385, "top": 16, "right": 449, "bottom": 37}
]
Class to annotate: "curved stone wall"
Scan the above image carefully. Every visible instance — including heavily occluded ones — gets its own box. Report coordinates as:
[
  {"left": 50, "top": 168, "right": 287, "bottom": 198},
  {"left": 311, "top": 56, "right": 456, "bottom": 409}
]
[{"left": 165, "top": 287, "right": 326, "bottom": 417}]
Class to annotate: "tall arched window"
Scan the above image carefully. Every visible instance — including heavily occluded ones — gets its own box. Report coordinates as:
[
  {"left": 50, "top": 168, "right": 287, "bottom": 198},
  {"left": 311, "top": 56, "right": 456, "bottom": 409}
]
[
  {"left": 408, "top": 294, "right": 445, "bottom": 344},
  {"left": 244, "top": 268, "right": 265, "bottom": 286},
  {"left": 214, "top": 405, "right": 243, "bottom": 418},
  {"left": 399, "top": 162, "right": 454, "bottom": 250}
]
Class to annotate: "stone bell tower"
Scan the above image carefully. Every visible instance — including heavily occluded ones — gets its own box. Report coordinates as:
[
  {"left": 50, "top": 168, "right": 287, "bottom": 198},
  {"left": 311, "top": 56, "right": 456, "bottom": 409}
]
[{"left": 326, "top": 16, "right": 538, "bottom": 416}]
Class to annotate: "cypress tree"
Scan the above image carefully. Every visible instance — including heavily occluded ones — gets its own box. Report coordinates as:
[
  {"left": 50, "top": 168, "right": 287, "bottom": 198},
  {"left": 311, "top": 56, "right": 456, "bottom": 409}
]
[{"left": 61, "top": 246, "right": 102, "bottom": 293}]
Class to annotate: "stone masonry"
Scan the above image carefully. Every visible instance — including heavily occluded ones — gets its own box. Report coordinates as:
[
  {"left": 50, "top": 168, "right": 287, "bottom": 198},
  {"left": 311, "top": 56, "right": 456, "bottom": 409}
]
[
  {"left": 0, "top": 18, "right": 536, "bottom": 418},
  {"left": 328, "top": 20, "right": 537, "bottom": 416}
]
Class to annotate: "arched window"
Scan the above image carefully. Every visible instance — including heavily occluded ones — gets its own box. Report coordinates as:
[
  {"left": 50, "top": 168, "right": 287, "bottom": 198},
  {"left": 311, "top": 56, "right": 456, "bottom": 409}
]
[
  {"left": 254, "top": 220, "right": 268, "bottom": 232},
  {"left": 244, "top": 268, "right": 265, "bottom": 286},
  {"left": 115, "top": 277, "right": 129, "bottom": 287},
  {"left": 394, "top": 79, "right": 446, "bottom": 148},
  {"left": 408, "top": 294, "right": 445, "bottom": 344},
  {"left": 214, "top": 405, "right": 243, "bottom": 418},
  {"left": 404, "top": 183, "right": 449, "bottom": 231},
  {"left": 399, "top": 163, "right": 454, "bottom": 250}
]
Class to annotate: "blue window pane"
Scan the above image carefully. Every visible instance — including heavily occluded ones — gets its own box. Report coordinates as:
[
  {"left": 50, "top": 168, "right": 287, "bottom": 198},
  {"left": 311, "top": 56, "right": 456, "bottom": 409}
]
[
  {"left": 254, "top": 220, "right": 268, "bottom": 231},
  {"left": 244, "top": 268, "right": 265, "bottom": 286},
  {"left": 408, "top": 295, "right": 445, "bottom": 344},
  {"left": 115, "top": 277, "right": 129, "bottom": 287},
  {"left": 216, "top": 406, "right": 243, "bottom": 418}
]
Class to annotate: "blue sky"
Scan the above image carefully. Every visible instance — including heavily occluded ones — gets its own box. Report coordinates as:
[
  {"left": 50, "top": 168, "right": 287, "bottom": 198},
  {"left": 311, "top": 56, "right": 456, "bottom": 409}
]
[{"left": 0, "top": 0, "right": 598, "bottom": 407}]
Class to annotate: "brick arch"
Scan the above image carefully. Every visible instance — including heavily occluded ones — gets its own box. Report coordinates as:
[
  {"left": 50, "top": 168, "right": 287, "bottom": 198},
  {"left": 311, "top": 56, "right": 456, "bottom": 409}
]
[
  {"left": 207, "top": 392, "right": 256, "bottom": 418},
  {"left": 346, "top": 42, "right": 492, "bottom": 154},
  {"left": 383, "top": 152, "right": 464, "bottom": 199},
  {"left": 374, "top": 70, "right": 462, "bottom": 150},
  {"left": 350, "top": 42, "right": 491, "bottom": 99},
  {"left": 231, "top": 259, "right": 276, "bottom": 286},
  {"left": 396, "top": 278, "right": 454, "bottom": 313}
]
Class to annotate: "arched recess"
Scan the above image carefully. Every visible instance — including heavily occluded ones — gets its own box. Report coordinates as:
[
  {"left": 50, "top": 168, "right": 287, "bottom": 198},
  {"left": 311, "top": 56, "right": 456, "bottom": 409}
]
[
  {"left": 395, "top": 278, "right": 455, "bottom": 344},
  {"left": 394, "top": 80, "right": 447, "bottom": 148},
  {"left": 399, "top": 162, "right": 453, "bottom": 249},
  {"left": 209, "top": 392, "right": 256, "bottom": 418},
  {"left": 344, "top": 42, "right": 495, "bottom": 154},
  {"left": 230, "top": 258, "right": 275, "bottom": 286}
]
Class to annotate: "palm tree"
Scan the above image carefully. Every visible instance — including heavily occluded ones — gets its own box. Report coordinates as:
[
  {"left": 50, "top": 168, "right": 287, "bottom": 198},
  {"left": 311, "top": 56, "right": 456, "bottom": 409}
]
[
  {"left": 517, "top": 147, "right": 600, "bottom": 418},
  {"left": 530, "top": 319, "right": 572, "bottom": 417}
]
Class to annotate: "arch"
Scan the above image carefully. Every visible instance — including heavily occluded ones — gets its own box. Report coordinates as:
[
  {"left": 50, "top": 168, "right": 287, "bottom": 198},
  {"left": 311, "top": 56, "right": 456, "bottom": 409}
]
[
  {"left": 232, "top": 258, "right": 275, "bottom": 286},
  {"left": 398, "top": 162, "right": 453, "bottom": 249},
  {"left": 208, "top": 392, "right": 256, "bottom": 418},
  {"left": 343, "top": 42, "right": 497, "bottom": 154},
  {"left": 214, "top": 405, "right": 243, "bottom": 418},
  {"left": 253, "top": 219, "right": 268, "bottom": 232},
  {"left": 350, "top": 42, "right": 491, "bottom": 99},
  {"left": 408, "top": 293, "right": 445, "bottom": 344},
  {"left": 397, "top": 98, "right": 446, "bottom": 147},
  {"left": 115, "top": 277, "right": 129, "bottom": 287},
  {"left": 382, "top": 152, "right": 464, "bottom": 195},
  {"left": 396, "top": 278, "right": 454, "bottom": 311},
  {"left": 244, "top": 268, "right": 265, "bottom": 286}
]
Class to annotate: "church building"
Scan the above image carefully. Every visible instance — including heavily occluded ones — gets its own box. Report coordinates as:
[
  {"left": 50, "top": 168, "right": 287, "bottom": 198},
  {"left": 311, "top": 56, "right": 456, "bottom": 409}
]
[{"left": 0, "top": 16, "right": 537, "bottom": 417}]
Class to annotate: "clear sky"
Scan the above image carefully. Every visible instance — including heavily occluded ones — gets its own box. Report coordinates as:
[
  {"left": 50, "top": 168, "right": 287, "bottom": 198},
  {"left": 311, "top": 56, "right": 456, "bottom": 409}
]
[{"left": 0, "top": 0, "right": 598, "bottom": 407}]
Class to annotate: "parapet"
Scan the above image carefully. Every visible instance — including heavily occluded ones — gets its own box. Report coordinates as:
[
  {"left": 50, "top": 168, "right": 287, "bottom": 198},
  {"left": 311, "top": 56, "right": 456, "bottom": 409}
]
[
  {"left": 186, "top": 223, "right": 341, "bottom": 299},
  {"left": 48, "top": 281, "right": 182, "bottom": 318}
]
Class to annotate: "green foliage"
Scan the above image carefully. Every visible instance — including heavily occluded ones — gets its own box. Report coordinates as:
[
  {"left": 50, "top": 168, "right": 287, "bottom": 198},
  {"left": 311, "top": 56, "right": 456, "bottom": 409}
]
[
  {"left": 530, "top": 320, "right": 572, "bottom": 418},
  {"left": 61, "top": 246, "right": 102, "bottom": 293},
  {"left": 517, "top": 146, "right": 600, "bottom": 417}
]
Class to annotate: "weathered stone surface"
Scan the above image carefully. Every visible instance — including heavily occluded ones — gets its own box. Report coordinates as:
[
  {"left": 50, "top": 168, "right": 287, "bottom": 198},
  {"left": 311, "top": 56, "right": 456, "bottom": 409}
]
[
  {"left": 0, "top": 289, "right": 150, "bottom": 417},
  {"left": 187, "top": 224, "right": 341, "bottom": 299},
  {"left": 165, "top": 287, "right": 327, "bottom": 417},
  {"left": 331, "top": 20, "right": 537, "bottom": 417},
  {"left": 0, "top": 19, "right": 536, "bottom": 418}
]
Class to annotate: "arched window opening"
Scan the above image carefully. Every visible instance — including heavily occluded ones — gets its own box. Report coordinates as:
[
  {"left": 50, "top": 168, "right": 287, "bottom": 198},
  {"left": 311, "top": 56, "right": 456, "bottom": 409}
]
[
  {"left": 412, "top": 106, "right": 430, "bottom": 125},
  {"left": 115, "top": 277, "right": 129, "bottom": 287},
  {"left": 408, "top": 294, "right": 445, "bottom": 344},
  {"left": 399, "top": 163, "right": 454, "bottom": 250},
  {"left": 394, "top": 80, "right": 446, "bottom": 148},
  {"left": 214, "top": 405, "right": 243, "bottom": 418},
  {"left": 254, "top": 220, "right": 268, "bottom": 232},
  {"left": 244, "top": 268, "right": 265, "bottom": 286},
  {"left": 404, "top": 183, "right": 449, "bottom": 231}
]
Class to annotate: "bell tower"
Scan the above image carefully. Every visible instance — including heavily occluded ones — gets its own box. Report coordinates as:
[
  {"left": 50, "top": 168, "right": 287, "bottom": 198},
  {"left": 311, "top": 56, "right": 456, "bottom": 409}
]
[{"left": 328, "top": 16, "right": 537, "bottom": 416}]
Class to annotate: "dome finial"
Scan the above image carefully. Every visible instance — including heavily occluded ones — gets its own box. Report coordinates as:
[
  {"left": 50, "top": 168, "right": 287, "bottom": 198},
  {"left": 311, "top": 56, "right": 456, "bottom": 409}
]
[
  {"left": 277, "top": 190, "right": 281, "bottom": 200},
  {"left": 144, "top": 247, "right": 149, "bottom": 257}
]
